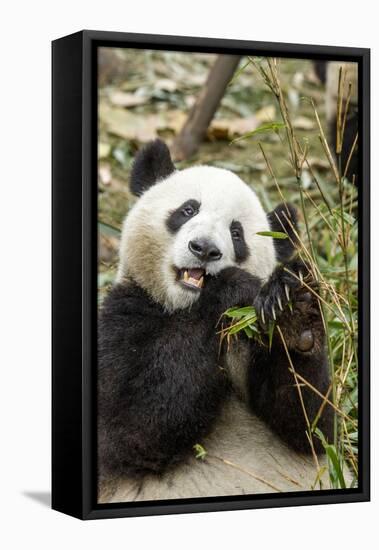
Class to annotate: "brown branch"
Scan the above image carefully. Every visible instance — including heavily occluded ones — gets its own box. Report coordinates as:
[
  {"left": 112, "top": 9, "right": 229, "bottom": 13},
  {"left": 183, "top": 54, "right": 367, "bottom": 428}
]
[{"left": 172, "top": 55, "right": 241, "bottom": 160}]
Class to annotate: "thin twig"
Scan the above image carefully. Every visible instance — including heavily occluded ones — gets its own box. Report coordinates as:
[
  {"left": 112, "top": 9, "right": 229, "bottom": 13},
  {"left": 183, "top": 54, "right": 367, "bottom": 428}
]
[
  {"left": 310, "top": 98, "right": 340, "bottom": 183},
  {"left": 276, "top": 326, "right": 320, "bottom": 472},
  {"left": 208, "top": 454, "right": 282, "bottom": 492},
  {"left": 343, "top": 132, "right": 359, "bottom": 179}
]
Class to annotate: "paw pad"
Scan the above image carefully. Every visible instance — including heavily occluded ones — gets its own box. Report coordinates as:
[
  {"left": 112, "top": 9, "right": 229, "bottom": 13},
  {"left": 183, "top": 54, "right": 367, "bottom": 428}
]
[{"left": 296, "top": 329, "right": 314, "bottom": 352}]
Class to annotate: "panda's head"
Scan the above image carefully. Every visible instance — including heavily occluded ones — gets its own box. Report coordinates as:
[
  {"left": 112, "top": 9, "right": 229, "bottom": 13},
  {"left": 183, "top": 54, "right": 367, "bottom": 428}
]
[{"left": 116, "top": 140, "right": 298, "bottom": 311}]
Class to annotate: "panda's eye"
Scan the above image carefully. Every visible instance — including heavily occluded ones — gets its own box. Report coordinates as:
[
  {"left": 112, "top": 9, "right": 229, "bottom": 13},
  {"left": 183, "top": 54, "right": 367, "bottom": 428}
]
[
  {"left": 231, "top": 228, "right": 241, "bottom": 240},
  {"left": 166, "top": 200, "right": 201, "bottom": 233},
  {"left": 182, "top": 205, "right": 195, "bottom": 217}
]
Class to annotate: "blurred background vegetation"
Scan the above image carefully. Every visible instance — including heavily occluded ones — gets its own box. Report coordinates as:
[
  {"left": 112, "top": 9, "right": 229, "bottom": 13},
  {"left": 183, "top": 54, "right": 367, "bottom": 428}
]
[
  {"left": 98, "top": 49, "right": 329, "bottom": 286},
  {"left": 98, "top": 48, "right": 358, "bottom": 490}
]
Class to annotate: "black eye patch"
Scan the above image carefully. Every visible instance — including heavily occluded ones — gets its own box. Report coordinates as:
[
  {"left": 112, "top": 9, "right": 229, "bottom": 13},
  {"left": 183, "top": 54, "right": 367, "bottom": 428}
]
[
  {"left": 166, "top": 199, "right": 201, "bottom": 233},
  {"left": 230, "top": 220, "right": 249, "bottom": 263}
]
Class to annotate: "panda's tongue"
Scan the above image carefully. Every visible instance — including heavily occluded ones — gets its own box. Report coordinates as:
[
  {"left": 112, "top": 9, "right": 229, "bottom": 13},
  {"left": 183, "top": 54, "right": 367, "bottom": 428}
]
[
  {"left": 182, "top": 268, "right": 205, "bottom": 289},
  {"left": 187, "top": 268, "right": 204, "bottom": 280}
]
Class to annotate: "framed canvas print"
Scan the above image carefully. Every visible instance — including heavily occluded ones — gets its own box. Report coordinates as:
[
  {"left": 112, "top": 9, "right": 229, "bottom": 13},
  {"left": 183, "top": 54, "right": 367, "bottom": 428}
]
[{"left": 52, "top": 30, "right": 370, "bottom": 520}]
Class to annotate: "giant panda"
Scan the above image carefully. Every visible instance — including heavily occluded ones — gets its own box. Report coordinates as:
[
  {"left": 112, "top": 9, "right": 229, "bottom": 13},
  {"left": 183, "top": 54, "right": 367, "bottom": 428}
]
[{"left": 98, "top": 139, "right": 333, "bottom": 503}]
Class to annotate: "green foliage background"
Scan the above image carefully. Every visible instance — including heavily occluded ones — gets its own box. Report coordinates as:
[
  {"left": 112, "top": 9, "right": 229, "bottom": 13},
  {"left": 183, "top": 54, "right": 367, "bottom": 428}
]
[{"left": 98, "top": 50, "right": 358, "bottom": 489}]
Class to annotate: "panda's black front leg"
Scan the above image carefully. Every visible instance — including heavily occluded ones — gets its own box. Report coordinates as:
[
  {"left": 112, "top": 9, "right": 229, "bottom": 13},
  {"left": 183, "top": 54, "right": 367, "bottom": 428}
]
[
  {"left": 98, "top": 270, "right": 261, "bottom": 481},
  {"left": 98, "top": 282, "right": 232, "bottom": 480},
  {"left": 249, "top": 258, "right": 333, "bottom": 453},
  {"left": 199, "top": 266, "right": 262, "bottom": 319}
]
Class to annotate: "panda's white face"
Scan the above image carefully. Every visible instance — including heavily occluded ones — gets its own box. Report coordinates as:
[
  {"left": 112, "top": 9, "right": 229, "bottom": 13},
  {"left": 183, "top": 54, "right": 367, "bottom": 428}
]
[{"left": 117, "top": 165, "right": 277, "bottom": 312}]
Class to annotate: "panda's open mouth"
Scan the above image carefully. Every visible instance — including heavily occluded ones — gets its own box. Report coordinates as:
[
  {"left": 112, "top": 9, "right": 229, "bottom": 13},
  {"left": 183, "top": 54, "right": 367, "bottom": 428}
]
[{"left": 176, "top": 268, "right": 205, "bottom": 291}]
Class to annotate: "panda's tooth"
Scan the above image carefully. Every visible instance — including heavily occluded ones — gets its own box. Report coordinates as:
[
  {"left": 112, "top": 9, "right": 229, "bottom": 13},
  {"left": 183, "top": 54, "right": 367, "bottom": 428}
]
[
  {"left": 183, "top": 270, "right": 189, "bottom": 281},
  {"left": 199, "top": 276, "right": 204, "bottom": 288}
]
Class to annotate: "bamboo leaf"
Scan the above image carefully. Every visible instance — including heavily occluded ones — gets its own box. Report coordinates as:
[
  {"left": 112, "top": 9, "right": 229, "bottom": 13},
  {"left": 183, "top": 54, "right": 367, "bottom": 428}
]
[
  {"left": 228, "top": 315, "right": 258, "bottom": 335},
  {"left": 98, "top": 221, "right": 121, "bottom": 238},
  {"left": 315, "top": 428, "right": 346, "bottom": 489},
  {"left": 267, "top": 321, "right": 276, "bottom": 351},
  {"left": 230, "top": 122, "right": 286, "bottom": 144},
  {"left": 228, "top": 59, "right": 253, "bottom": 86},
  {"left": 332, "top": 209, "right": 356, "bottom": 226},
  {"left": 243, "top": 326, "right": 254, "bottom": 338},
  {"left": 257, "top": 231, "right": 289, "bottom": 239},
  {"left": 224, "top": 306, "right": 256, "bottom": 319},
  {"left": 193, "top": 443, "right": 207, "bottom": 460}
]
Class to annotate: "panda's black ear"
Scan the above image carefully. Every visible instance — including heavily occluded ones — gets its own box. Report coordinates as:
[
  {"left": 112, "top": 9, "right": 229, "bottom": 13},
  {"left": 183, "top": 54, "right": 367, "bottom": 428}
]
[
  {"left": 267, "top": 202, "right": 299, "bottom": 262},
  {"left": 130, "top": 139, "right": 176, "bottom": 197}
]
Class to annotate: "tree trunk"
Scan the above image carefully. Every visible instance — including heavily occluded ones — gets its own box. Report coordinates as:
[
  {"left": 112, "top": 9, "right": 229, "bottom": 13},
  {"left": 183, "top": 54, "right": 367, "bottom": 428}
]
[{"left": 172, "top": 55, "right": 242, "bottom": 160}]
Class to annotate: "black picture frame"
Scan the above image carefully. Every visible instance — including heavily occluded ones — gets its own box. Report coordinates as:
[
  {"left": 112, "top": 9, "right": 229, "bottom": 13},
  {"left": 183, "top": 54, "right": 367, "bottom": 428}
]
[{"left": 52, "top": 30, "right": 370, "bottom": 520}]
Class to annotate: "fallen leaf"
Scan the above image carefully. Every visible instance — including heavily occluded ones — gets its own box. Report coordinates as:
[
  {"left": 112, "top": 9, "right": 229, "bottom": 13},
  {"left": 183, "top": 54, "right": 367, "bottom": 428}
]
[
  {"left": 163, "top": 110, "right": 187, "bottom": 133},
  {"left": 109, "top": 90, "right": 148, "bottom": 108},
  {"left": 100, "top": 104, "right": 158, "bottom": 142},
  {"left": 183, "top": 73, "right": 207, "bottom": 87},
  {"left": 99, "top": 234, "right": 119, "bottom": 263},
  {"left": 307, "top": 157, "right": 330, "bottom": 170},
  {"left": 99, "top": 163, "right": 112, "bottom": 186},
  {"left": 255, "top": 105, "right": 276, "bottom": 122},
  {"left": 184, "top": 95, "right": 196, "bottom": 108},
  {"left": 208, "top": 116, "right": 259, "bottom": 140},
  {"left": 301, "top": 169, "right": 312, "bottom": 190},
  {"left": 98, "top": 142, "right": 111, "bottom": 159},
  {"left": 100, "top": 103, "right": 187, "bottom": 142},
  {"left": 155, "top": 78, "right": 177, "bottom": 92},
  {"left": 293, "top": 116, "right": 315, "bottom": 130}
]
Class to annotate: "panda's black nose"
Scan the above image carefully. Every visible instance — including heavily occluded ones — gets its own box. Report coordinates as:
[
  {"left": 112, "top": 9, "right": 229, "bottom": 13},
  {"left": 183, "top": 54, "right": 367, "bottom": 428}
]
[{"left": 188, "top": 239, "right": 222, "bottom": 262}]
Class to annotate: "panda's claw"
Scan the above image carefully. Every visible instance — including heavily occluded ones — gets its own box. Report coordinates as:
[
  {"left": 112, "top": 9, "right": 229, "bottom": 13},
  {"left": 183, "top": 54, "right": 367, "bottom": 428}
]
[
  {"left": 299, "top": 270, "right": 304, "bottom": 285},
  {"left": 277, "top": 295, "right": 283, "bottom": 311},
  {"left": 261, "top": 307, "right": 266, "bottom": 325},
  {"left": 271, "top": 305, "right": 277, "bottom": 321},
  {"left": 285, "top": 284, "right": 290, "bottom": 302}
]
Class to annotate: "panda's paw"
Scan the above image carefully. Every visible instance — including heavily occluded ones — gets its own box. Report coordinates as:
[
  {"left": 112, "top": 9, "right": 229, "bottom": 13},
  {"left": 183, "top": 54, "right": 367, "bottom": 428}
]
[
  {"left": 214, "top": 266, "right": 259, "bottom": 287},
  {"left": 276, "top": 284, "right": 325, "bottom": 353},
  {"left": 201, "top": 266, "right": 261, "bottom": 313},
  {"left": 253, "top": 257, "right": 313, "bottom": 325}
]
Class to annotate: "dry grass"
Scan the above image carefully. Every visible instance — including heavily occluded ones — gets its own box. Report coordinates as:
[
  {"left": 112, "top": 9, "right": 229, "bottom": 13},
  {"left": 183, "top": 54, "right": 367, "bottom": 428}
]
[{"left": 222, "top": 57, "right": 358, "bottom": 489}]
